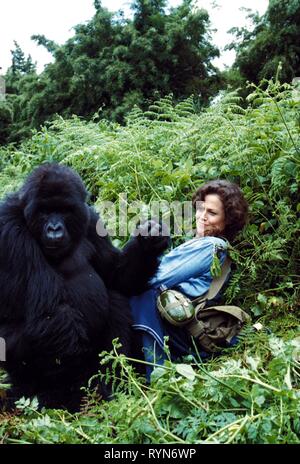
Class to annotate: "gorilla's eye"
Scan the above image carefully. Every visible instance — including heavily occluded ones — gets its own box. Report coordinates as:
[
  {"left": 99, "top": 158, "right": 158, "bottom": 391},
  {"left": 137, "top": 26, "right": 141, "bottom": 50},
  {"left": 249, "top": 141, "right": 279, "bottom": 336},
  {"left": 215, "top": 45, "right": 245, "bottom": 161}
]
[{"left": 40, "top": 206, "right": 70, "bottom": 216}]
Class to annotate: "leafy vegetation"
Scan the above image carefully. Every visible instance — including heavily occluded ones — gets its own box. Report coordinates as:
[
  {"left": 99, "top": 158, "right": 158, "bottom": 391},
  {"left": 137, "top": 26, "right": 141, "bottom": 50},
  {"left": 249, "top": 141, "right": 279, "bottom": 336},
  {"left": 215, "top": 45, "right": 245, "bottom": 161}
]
[
  {"left": 227, "top": 0, "right": 300, "bottom": 87},
  {"left": 1, "top": 334, "right": 300, "bottom": 444},
  {"left": 0, "top": 0, "right": 221, "bottom": 144},
  {"left": 3, "top": 0, "right": 300, "bottom": 147},
  {"left": 0, "top": 77, "right": 299, "bottom": 443}
]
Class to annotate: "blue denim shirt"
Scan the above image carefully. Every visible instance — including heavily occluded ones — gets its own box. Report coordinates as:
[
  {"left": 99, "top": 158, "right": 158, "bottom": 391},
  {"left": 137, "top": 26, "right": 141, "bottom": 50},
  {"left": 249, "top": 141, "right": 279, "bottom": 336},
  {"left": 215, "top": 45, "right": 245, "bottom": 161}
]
[{"left": 149, "top": 236, "right": 228, "bottom": 297}]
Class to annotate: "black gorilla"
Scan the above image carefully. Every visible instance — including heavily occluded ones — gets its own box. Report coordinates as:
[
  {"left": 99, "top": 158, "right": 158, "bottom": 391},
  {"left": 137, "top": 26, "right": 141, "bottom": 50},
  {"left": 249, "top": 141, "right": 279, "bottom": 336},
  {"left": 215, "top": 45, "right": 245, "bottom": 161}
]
[{"left": 0, "top": 163, "right": 168, "bottom": 411}]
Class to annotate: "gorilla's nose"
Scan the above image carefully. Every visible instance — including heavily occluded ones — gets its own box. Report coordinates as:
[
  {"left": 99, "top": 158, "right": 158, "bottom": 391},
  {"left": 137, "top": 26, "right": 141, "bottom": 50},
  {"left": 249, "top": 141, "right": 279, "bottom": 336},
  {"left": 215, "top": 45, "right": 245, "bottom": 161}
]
[{"left": 46, "top": 222, "right": 64, "bottom": 240}]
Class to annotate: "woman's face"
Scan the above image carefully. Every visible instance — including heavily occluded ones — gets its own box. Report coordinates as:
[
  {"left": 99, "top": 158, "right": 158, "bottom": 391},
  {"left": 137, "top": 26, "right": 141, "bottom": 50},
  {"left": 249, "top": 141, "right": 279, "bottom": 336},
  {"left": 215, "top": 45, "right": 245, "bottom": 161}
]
[{"left": 195, "top": 194, "right": 226, "bottom": 237}]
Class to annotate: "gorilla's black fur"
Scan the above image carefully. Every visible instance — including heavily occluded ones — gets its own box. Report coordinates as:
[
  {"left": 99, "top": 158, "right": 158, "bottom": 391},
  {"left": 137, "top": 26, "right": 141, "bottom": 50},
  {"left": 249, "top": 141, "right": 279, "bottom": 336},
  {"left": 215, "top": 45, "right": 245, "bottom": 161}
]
[{"left": 0, "top": 163, "right": 168, "bottom": 410}]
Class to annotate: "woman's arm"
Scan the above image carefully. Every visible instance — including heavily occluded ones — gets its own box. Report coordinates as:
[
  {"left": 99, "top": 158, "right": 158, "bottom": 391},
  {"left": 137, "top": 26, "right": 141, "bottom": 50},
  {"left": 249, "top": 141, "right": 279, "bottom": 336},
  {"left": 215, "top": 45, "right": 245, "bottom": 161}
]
[{"left": 150, "top": 236, "right": 228, "bottom": 297}]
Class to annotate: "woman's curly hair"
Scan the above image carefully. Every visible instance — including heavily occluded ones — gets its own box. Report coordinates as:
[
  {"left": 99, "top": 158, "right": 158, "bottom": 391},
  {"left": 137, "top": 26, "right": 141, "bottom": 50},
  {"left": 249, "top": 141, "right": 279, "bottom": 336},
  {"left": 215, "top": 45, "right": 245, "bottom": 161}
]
[{"left": 192, "top": 180, "right": 249, "bottom": 242}]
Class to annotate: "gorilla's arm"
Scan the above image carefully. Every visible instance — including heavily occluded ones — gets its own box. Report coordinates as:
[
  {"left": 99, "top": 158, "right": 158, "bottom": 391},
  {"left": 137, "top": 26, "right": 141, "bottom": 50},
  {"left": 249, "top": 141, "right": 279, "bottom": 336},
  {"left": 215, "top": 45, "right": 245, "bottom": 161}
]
[
  {"left": 87, "top": 208, "right": 170, "bottom": 296},
  {"left": 113, "top": 233, "right": 166, "bottom": 296}
]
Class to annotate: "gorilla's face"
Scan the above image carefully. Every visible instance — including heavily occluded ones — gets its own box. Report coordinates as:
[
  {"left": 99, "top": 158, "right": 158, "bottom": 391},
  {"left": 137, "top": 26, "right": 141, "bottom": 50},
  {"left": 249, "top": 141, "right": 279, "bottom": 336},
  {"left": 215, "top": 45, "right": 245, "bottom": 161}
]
[
  {"left": 24, "top": 195, "right": 90, "bottom": 258},
  {"left": 38, "top": 208, "right": 70, "bottom": 251},
  {"left": 20, "top": 164, "right": 90, "bottom": 258}
]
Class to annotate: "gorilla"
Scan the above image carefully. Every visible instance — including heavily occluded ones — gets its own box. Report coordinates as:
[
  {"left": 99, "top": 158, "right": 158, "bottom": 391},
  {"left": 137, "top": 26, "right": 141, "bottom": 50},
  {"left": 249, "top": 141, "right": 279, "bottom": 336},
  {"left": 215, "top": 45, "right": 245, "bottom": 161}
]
[{"left": 0, "top": 163, "right": 168, "bottom": 411}]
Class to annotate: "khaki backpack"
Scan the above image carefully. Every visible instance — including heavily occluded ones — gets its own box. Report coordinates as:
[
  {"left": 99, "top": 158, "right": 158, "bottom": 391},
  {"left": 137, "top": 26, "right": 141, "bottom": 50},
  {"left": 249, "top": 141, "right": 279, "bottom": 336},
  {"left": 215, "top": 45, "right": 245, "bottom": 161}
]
[{"left": 157, "top": 258, "right": 251, "bottom": 353}]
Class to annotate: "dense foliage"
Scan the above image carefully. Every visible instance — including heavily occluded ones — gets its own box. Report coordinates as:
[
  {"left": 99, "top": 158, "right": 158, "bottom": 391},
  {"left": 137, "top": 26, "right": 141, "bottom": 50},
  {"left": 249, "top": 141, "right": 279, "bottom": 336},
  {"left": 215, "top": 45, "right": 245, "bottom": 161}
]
[
  {"left": 228, "top": 0, "right": 300, "bottom": 86},
  {"left": 0, "top": 78, "right": 299, "bottom": 443},
  {"left": 3, "top": 0, "right": 300, "bottom": 147},
  {"left": 0, "top": 0, "right": 221, "bottom": 144}
]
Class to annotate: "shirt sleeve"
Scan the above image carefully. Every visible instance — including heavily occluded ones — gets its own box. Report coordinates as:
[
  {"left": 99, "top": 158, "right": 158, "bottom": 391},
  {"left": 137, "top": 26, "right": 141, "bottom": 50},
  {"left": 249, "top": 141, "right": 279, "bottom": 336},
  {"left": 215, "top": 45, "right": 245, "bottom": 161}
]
[{"left": 149, "top": 236, "right": 228, "bottom": 297}]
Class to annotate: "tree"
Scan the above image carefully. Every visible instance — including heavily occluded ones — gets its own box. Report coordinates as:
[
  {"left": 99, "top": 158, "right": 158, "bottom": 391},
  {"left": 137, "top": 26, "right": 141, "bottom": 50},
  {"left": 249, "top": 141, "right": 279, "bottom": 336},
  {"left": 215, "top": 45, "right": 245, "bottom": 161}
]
[
  {"left": 11, "top": 41, "right": 36, "bottom": 76},
  {"left": 31, "top": 35, "right": 58, "bottom": 54},
  {"left": 0, "top": 43, "right": 37, "bottom": 144},
  {"left": 3, "top": 0, "right": 221, "bottom": 143},
  {"left": 40, "top": 0, "right": 220, "bottom": 119},
  {"left": 228, "top": 0, "right": 300, "bottom": 84},
  {"left": 0, "top": 101, "right": 13, "bottom": 145}
]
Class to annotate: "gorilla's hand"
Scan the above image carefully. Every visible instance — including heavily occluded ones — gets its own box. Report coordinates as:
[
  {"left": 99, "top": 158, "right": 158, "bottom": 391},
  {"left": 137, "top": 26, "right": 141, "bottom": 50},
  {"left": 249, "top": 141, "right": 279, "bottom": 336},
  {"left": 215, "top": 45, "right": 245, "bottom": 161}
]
[{"left": 133, "top": 219, "right": 171, "bottom": 255}]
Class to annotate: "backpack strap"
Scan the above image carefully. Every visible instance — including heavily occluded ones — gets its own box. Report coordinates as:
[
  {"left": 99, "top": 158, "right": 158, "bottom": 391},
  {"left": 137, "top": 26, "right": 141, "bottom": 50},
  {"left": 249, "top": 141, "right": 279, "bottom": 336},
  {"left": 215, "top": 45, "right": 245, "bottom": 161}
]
[
  {"left": 191, "top": 257, "right": 232, "bottom": 307},
  {"left": 206, "top": 258, "right": 232, "bottom": 301}
]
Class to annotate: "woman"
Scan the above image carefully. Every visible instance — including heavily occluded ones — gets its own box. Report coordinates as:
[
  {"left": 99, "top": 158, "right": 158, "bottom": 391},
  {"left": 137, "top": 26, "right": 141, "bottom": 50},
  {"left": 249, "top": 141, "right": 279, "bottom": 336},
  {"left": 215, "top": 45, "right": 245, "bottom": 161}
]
[{"left": 130, "top": 180, "right": 249, "bottom": 378}]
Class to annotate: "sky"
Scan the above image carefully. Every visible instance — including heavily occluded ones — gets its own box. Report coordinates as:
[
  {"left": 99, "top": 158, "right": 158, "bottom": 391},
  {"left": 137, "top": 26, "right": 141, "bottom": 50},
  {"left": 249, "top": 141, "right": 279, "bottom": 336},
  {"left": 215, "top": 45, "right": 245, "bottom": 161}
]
[{"left": 0, "top": 0, "right": 269, "bottom": 74}]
